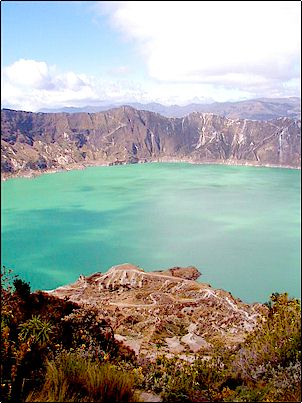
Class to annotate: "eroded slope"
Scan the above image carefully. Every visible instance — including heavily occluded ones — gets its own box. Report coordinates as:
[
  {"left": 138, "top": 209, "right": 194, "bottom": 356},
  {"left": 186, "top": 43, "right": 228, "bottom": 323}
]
[{"left": 48, "top": 263, "right": 267, "bottom": 359}]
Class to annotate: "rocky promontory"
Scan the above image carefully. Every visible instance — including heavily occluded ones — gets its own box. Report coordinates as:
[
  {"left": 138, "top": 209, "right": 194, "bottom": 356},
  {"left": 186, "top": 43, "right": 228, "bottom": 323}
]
[{"left": 48, "top": 263, "right": 267, "bottom": 360}]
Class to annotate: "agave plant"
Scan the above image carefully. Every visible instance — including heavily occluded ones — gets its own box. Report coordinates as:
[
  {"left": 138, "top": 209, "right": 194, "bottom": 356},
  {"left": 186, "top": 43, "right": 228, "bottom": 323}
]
[{"left": 19, "top": 315, "right": 53, "bottom": 346}]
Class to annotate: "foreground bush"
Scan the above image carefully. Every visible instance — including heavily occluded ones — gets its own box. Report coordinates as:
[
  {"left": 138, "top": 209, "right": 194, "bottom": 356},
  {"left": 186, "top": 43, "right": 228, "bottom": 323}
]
[
  {"left": 0, "top": 267, "right": 135, "bottom": 402},
  {"left": 223, "top": 293, "right": 301, "bottom": 402},
  {"left": 230, "top": 292, "right": 301, "bottom": 382},
  {"left": 1, "top": 267, "right": 80, "bottom": 401},
  {"left": 26, "top": 350, "right": 136, "bottom": 402},
  {"left": 139, "top": 293, "right": 301, "bottom": 402}
]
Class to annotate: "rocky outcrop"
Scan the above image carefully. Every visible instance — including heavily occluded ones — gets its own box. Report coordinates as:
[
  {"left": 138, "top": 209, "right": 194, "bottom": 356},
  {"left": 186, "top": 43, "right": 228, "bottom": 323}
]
[
  {"left": 1, "top": 106, "right": 300, "bottom": 178},
  {"left": 154, "top": 266, "right": 202, "bottom": 280},
  {"left": 47, "top": 263, "right": 267, "bottom": 360}
]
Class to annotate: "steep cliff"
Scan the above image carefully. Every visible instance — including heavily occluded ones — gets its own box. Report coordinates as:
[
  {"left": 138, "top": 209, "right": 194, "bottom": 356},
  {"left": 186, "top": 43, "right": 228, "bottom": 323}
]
[{"left": 1, "top": 106, "right": 300, "bottom": 178}]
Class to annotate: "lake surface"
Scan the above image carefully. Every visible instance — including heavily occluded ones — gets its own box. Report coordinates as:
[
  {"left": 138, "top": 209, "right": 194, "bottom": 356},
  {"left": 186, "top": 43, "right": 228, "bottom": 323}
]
[{"left": 1, "top": 163, "right": 301, "bottom": 303}]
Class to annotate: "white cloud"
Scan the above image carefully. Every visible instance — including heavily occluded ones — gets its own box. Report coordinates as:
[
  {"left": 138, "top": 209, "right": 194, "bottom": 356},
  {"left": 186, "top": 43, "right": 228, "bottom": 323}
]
[
  {"left": 96, "top": 1, "right": 301, "bottom": 97},
  {"left": 1, "top": 59, "right": 100, "bottom": 111},
  {"left": 3, "top": 1, "right": 301, "bottom": 112},
  {"left": 4, "top": 59, "right": 51, "bottom": 88},
  {"left": 1, "top": 59, "right": 151, "bottom": 110},
  {"left": 2, "top": 2, "right": 300, "bottom": 111}
]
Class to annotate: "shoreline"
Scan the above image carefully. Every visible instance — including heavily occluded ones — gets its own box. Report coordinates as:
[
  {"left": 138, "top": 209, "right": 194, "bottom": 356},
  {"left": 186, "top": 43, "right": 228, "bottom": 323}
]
[{"left": 1, "top": 157, "right": 301, "bottom": 182}]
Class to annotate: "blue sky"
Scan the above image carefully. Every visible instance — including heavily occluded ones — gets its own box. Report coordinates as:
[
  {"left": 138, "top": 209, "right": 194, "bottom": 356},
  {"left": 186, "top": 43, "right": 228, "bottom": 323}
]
[
  {"left": 1, "top": 1, "right": 301, "bottom": 111},
  {"left": 2, "top": 1, "right": 144, "bottom": 76}
]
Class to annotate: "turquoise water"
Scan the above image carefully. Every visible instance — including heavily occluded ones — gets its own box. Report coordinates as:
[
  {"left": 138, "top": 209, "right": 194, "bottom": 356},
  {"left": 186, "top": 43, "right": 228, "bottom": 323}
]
[{"left": 1, "top": 163, "right": 301, "bottom": 303}]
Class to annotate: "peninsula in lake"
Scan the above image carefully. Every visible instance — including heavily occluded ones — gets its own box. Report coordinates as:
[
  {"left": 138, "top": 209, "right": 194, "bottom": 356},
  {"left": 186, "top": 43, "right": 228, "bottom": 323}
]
[
  {"left": 1, "top": 105, "right": 301, "bottom": 179},
  {"left": 48, "top": 263, "right": 266, "bottom": 359}
]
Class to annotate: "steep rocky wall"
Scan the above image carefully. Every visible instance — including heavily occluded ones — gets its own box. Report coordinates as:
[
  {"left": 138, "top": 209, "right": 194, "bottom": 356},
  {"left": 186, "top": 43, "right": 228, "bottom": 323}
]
[{"left": 1, "top": 106, "right": 301, "bottom": 177}]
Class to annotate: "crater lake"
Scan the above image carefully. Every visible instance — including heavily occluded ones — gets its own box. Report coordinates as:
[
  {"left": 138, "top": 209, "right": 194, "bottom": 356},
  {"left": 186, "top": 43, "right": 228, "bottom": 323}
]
[{"left": 1, "top": 163, "right": 300, "bottom": 303}]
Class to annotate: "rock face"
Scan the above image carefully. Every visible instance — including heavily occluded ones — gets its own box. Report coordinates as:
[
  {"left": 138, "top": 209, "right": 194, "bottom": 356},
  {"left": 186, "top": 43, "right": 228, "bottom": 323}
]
[
  {"left": 47, "top": 263, "right": 267, "bottom": 360},
  {"left": 1, "top": 106, "right": 300, "bottom": 178}
]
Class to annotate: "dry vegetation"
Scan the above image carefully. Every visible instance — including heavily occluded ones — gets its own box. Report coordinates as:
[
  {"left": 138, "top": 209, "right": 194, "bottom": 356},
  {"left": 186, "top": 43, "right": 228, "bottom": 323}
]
[{"left": 1, "top": 266, "right": 300, "bottom": 402}]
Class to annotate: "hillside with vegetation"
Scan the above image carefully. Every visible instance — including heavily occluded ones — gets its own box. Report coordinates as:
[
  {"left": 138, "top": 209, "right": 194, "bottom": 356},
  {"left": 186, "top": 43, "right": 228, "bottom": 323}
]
[{"left": 1, "top": 265, "right": 300, "bottom": 402}]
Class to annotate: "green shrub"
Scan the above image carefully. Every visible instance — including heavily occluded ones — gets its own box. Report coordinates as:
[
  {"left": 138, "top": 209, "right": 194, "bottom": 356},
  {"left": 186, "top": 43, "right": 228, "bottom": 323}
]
[
  {"left": 26, "top": 350, "right": 136, "bottom": 402},
  {"left": 223, "top": 384, "right": 269, "bottom": 402},
  {"left": 19, "top": 315, "right": 53, "bottom": 345},
  {"left": 140, "top": 354, "right": 229, "bottom": 402},
  {"left": 13, "top": 278, "right": 31, "bottom": 301},
  {"left": 231, "top": 293, "right": 301, "bottom": 382}
]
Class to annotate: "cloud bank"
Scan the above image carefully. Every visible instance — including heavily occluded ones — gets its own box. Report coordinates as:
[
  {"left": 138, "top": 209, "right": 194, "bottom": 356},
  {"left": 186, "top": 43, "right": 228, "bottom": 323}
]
[
  {"left": 98, "top": 1, "right": 300, "bottom": 93},
  {"left": 2, "top": 1, "right": 300, "bottom": 111},
  {"left": 2, "top": 59, "right": 99, "bottom": 111}
]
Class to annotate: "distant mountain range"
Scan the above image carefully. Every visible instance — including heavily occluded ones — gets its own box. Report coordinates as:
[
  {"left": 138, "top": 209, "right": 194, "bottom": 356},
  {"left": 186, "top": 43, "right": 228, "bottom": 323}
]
[
  {"left": 1, "top": 105, "right": 300, "bottom": 178},
  {"left": 38, "top": 97, "right": 301, "bottom": 121}
]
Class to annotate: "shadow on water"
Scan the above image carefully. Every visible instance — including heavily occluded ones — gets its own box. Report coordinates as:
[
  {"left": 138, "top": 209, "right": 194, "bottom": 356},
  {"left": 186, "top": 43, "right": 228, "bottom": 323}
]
[
  {"left": 1, "top": 206, "right": 135, "bottom": 290},
  {"left": 79, "top": 185, "right": 95, "bottom": 192}
]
